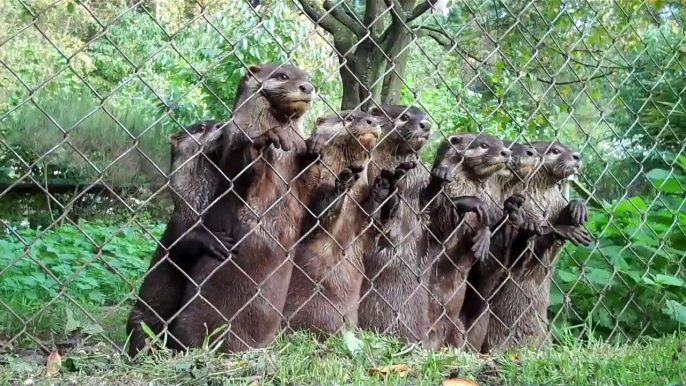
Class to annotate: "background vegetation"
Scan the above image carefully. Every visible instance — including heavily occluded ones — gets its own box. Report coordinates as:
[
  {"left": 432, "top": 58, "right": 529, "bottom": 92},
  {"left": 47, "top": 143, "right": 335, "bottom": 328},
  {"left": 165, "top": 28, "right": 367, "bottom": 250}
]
[{"left": 1, "top": 0, "right": 685, "bottom": 381}]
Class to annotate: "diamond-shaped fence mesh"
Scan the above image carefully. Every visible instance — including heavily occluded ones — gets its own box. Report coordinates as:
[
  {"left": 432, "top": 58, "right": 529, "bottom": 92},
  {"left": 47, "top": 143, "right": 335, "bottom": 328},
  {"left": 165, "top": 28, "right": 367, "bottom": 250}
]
[{"left": 1, "top": 0, "right": 685, "bottom": 363}]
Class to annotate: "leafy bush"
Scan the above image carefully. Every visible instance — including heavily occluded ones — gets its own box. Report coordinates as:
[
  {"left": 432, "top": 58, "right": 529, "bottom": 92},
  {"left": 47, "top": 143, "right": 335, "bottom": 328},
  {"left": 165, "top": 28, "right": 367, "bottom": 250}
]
[{"left": 552, "top": 155, "right": 686, "bottom": 341}]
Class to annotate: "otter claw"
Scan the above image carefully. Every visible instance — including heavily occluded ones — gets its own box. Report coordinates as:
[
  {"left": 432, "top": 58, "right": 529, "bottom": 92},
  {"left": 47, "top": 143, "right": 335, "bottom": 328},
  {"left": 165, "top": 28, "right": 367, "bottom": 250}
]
[
  {"left": 254, "top": 127, "right": 290, "bottom": 152},
  {"left": 567, "top": 200, "right": 588, "bottom": 226},
  {"left": 431, "top": 166, "right": 451, "bottom": 183},
  {"left": 555, "top": 225, "right": 592, "bottom": 246},
  {"left": 451, "top": 196, "right": 490, "bottom": 225},
  {"left": 204, "top": 231, "right": 235, "bottom": 261},
  {"left": 471, "top": 226, "right": 491, "bottom": 261}
]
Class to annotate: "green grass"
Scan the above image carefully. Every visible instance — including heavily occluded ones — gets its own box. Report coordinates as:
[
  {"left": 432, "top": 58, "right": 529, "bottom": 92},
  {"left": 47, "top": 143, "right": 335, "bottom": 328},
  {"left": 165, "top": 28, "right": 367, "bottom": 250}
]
[
  {"left": 1, "top": 220, "right": 685, "bottom": 385},
  {"left": 0, "top": 331, "right": 684, "bottom": 385}
]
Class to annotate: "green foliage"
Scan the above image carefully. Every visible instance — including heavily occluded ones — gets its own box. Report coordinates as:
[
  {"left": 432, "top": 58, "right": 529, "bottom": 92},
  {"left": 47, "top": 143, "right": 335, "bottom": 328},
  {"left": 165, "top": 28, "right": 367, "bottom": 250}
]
[
  {"left": 0, "top": 220, "right": 162, "bottom": 336},
  {"left": 552, "top": 156, "right": 686, "bottom": 340}
]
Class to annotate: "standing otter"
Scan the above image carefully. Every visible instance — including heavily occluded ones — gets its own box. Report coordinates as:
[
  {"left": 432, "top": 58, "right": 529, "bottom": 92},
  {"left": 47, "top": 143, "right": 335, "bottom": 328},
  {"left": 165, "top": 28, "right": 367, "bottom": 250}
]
[
  {"left": 357, "top": 104, "right": 434, "bottom": 343},
  {"left": 284, "top": 110, "right": 417, "bottom": 336},
  {"left": 125, "top": 120, "right": 234, "bottom": 358},
  {"left": 421, "top": 132, "right": 512, "bottom": 350},
  {"left": 460, "top": 140, "right": 542, "bottom": 353},
  {"left": 170, "top": 63, "right": 316, "bottom": 353},
  {"left": 485, "top": 140, "right": 591, "bottom": 351}
]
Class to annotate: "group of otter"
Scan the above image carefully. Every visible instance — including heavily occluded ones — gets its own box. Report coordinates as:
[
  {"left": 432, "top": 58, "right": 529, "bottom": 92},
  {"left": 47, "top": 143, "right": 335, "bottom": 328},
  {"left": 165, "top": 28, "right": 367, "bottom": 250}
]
[{"left": 124, "top": 62, "right": 592, "bottom": 359}]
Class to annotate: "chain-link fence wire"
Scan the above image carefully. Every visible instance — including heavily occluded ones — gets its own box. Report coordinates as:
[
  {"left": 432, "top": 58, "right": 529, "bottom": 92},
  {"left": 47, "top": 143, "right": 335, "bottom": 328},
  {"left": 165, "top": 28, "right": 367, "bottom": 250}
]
[{"left": 1, "top": 0, "right": 685, "bottom": 359}]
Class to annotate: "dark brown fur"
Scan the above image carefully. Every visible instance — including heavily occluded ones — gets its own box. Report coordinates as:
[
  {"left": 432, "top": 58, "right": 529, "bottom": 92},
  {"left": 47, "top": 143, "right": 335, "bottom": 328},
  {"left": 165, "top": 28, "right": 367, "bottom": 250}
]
[
  {"left": 125, "top": 120, "right": 230, "bottom": 358},
  {"left": 169, "top": 63, "right": 316, "bottom": 353},
  {"left": 461, "top": 140, "right": 541, "bottom": 352},
  {"left": 282, "top": 110, "right": 383, "bottom": 335},
  {"left": 422, "top": 132, "right": 511, "bottom": 350},
  {"left": 357, "top": 104, "right": 433, "bottom": 343},
  {"left": 486, "top": 140, "right": 590, "bottom": 351}
]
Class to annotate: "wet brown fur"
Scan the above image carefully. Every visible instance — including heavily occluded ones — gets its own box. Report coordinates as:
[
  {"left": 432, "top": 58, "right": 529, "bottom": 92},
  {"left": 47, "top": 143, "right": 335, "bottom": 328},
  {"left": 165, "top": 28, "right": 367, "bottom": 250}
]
[
  {"left": 283, "top": 110, "right": 385, "bottom": 336},
  {"left": 170, "top": 63, "right": 316, "bottom": 353},
  {"left": 486, "top": 140, "right": 583, "bottom": 351},
  {"left": 423, "top": 133, "right": 511, "bottom": 350},
  {"left": 357, "top": 104, "right": 433, "bottom": 343},
  {"left": 126, "top": 120, "right": 224, "bottom": 358}
]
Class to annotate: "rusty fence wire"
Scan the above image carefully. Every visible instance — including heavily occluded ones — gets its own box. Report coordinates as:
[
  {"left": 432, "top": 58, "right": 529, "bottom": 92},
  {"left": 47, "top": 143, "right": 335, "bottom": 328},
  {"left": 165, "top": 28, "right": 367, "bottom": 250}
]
[{"left": 1, "top": 0, "right": 685, "bottom": 360}]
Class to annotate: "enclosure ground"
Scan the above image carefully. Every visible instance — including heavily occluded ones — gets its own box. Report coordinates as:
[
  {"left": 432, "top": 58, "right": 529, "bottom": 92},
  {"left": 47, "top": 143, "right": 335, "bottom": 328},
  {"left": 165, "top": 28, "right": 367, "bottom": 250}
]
[{"left": 0, "top": 332, "right": 683, "bottom": 386}]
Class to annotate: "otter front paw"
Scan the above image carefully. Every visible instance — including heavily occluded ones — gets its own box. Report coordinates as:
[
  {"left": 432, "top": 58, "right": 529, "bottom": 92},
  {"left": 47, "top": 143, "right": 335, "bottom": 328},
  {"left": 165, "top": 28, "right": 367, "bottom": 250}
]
[
  {"left": 201, "top": 231, "right": 236, "bottom": 261},
  {"left": 471, "top": 226, "right": 492, "bottom": 261},
  {"left": 566, "top": 200, "right": 588, "bottom": 226},
  {"left": 554, "top": 225, "right": 592, "bottom": 246},
  {"left": 431, "top": 165, "right": 452, "bottom": 183},
  {"left": 504, "top": 193, "right": 526, "bottom": 226},
  {"left": 451, "top": 196, "right": 490, "bottom": 225},
  {"left": 518, "top": 221, "right": 543, "bottom": 238},
  {"left": 253, "top": 127, "right": 292, "bottom": 152},
  {"left": 336, "top": 164, "right": 365, "bottom": 192},
  {"left": 305, "top": 132, "right": 333, "bottom": 159}
]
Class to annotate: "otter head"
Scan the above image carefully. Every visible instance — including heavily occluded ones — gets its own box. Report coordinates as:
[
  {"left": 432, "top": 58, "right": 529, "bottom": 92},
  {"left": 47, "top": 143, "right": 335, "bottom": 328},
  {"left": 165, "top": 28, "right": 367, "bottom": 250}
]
[
  {"left": 532, "top": 141, "right": 582, "bottom": 181},
  {"left": 502, "top": 140, "right": 540, "bottom": 181},
  {"left": 238, "top": 63, "right": 315, "bottom": 120},
  {"left": 368, "top": 104, "right": 432, "bottom": 154},
  {"left": 169, "top": 121, "right": 223, "bottom": 161},
  {"left": 439, "top": 132, "right": 511, "bottom": 180},
  {"left": 314, "top": 110, "right": 382, "bottom": 151}
]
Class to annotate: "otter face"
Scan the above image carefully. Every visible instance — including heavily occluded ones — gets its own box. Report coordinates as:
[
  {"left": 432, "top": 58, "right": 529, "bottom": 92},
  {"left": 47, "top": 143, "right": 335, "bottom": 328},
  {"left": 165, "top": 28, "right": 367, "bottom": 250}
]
[
  {"left": 507, "top": 140, "right": 540, "bottom": 181},
  {"left": 170, "top": 121, "right": 223, "bottom": 156},
  {"left": 444, "top": 132, "right": 512, "bottom": 179},
  {"left": 245, "top": 63, "right": 316, "bottom": 119},
  {"left": 532, "top": 141, "right": 582, "bottom": 180},
  {"left": 314, "top": 110, "right": 382, "bottom": 151},
  {"left": 368, "top": 104, "right": 432, "bottom": 154}
]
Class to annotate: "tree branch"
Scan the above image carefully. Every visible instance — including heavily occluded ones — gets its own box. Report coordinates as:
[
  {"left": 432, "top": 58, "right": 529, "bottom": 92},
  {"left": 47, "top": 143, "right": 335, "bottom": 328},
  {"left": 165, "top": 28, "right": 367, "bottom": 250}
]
[
  {"left": 415, "top": 26, "right": 452, "bottom": 47},
  {"left": 407, "top": 1, "right": 432, "bottom": 23},
  {"left": 324, "top": 0, "right": 366, "bottom": 37},
  {"left": 296, "top": 0, "right": 346, "bottom": 36}
]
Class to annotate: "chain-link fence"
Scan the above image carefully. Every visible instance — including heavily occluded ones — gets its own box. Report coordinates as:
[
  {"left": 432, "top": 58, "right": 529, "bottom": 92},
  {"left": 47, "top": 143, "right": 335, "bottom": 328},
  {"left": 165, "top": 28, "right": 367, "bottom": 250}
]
[{"left": 1, "top": 0, "right": 685, "bottom": 365}]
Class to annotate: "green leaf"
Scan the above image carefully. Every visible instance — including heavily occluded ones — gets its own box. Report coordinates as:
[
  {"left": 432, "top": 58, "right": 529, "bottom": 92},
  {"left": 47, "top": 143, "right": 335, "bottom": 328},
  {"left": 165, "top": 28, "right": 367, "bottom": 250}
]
[
  {"left": 83, "top": 324, "right": 104, "bottom": 335},
  {"left": 342, "top": 330, "right": 363, "bottom": 356},
  {"left": 584, "top": 268, "right": 613, "bottom": 285},
  {"left": 67, "top": 2, "right": 75, "bottom": 13},
  {"left": 557, "top": 270, "right": 578, "bottom": 283},
  {"left": 65, "top": 308, "right": 80, "bottom": 333},
  {"left": 664, "top": 300, "right": 686, "bottom": 325},
  {"left": 652, "top": 274, "right": 684, "bottom": 287}
]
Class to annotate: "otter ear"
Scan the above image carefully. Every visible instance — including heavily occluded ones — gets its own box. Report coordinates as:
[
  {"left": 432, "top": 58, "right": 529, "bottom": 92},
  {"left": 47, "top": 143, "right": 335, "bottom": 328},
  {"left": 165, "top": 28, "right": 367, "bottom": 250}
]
[
  {"left": 247, "top": 65, "right": 261, "bottom": 77},
  {"left": 368, "top": 106, "right": 379, "bottom": 115},
  {"left": 168, "top": 134, "right": 178, "bottom": 145},
  {"left": 315, "top": 117, "right": 327, "bottom": 126},
  {"left": 449, "top": 135, "right": 462, "bottom": 145}
]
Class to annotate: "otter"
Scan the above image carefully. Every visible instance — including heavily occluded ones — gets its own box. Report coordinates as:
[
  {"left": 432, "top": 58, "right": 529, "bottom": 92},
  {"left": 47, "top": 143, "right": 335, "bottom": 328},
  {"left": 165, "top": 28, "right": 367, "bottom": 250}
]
[
  {"left": 485, "top": 140, "right": 591, "bottom": 351},
  {"left": 283, "top": 110, "right": 420, "bottom": 336},
  {"left": 125, "top": 120, "right": 234, "bottom": 358},
  {"left": 421, "top": 132, "right": 512, "bottom": 350},
  {"left": 356, "top": 104, "right": 435, "bottom": 343},
  {"left": 169, "top": 63, "right": 316, "bottom": 353},
  {"left": 459, "top": 140, "right": 543, "bottom": 353}
]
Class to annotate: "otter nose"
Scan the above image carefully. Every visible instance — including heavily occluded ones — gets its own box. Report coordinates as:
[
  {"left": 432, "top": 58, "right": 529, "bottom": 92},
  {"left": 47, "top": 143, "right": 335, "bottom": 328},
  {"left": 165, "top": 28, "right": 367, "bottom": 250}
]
[
  {"left": 299, "top": 83, "right": 314, "bottom": 95},
  {"left": 572, "top": 152, "right": 581, "bottom": 161},
  {"left": 500, "top": 148, "right": 512, "bottom": 158}
]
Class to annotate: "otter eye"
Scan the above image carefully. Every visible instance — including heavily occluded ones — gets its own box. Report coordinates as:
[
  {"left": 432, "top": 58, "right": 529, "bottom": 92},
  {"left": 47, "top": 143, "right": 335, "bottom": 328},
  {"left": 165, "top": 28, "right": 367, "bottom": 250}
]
[
  {"left": 550, "top": 148, "right": 561, "bottom": 155},
  {"left": 275, "top": 73, "right": 289, "bottom": 81},
  {"left": 480, "top": 142, "right": 489, "bottom": 149},
  {"left": 400, "top": 114, "right": 409, "bottom": 122},
  {"left": 345, "top": 115, "right": 354, "bottom": 122}
]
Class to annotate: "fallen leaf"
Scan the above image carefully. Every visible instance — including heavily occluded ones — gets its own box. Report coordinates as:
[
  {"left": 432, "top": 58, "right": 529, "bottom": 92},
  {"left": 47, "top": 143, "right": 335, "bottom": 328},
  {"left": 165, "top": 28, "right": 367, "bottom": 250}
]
[
  {"left": 45, "top": 351, "right": 61, "bottom": 377},
  {"left": 442, "top": 378, "right": 478, "bottom": 386},
  {"left": 342, "top": 330, "right": 363, "bottom": 356},
  {"left": 508, "top": 352, "right": 521, "bottom": 363},
  {"left": 368, "top": 364, "right": 411, "bottom": 377}
]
